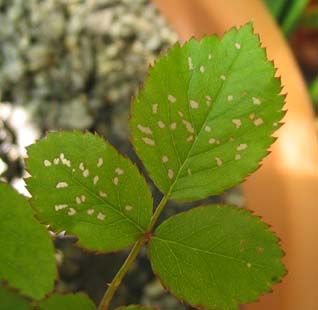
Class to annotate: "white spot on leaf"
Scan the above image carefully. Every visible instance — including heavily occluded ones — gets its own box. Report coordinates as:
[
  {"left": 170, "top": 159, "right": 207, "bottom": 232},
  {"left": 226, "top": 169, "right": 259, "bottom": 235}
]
[
  {"left": 55, "top": 204, "right": 68, "bottom": 211},
  {"left": 56, "top": 182, "right": 68, "bottom": 189},
  {"left": 44, "top": 160, "right": 51, "bottom": 167},
  {"left": 152, "top": 104, "right": 158, "bottom": 114},
  {"left": 125, "top": 205, "right": 133, "bottom": 212},
  {"left": 232, "top": 119, "right": 242, "bottom": 128},
  {"left": 209, "top": 138, "right": 216, "bottom": 144},
  {"left": 215, "top": 157, "right": 223, "bottom": 166},
  {"left": 252, "top": 97, "right": 261, "bottom": 105},
  {"left": 206, "top": 96, "right": 211, "bottom": 101},
  {"left": 235, "top": 154, "right": 241, "bottom": 160},
  {"left": 87, "top": 209, "right": 94, "bottom": 215},
  {"left": 190, "top": 100, "right": 199, "bottom": 109},
  {"left": 79, "top": 162, "right": 84, "bottom": 171},
  {"left": 188, "top": 57, "right": 194, "bottom": 70},
  {"left": 158, "top": 121, "right": 165, "bottom": 128},
  {"left": 99, "top": 191, "right": 107, "bottom": 198},
  {"left": 187, "top": 135, "right": 193, "bottom": 142},
  {"left": 249, "top": 113, "right": 255, "bottom": 120},
  {"left": 237, "top": 144, "right": 248, "bottom": 151},
  {"left": 208, "top": 53, "right": 212, "bottom": 60},
  {"left": 142, "top": 137, "right": 155, "bottom": 146},
  {"left": 162, "top": 155, "right": 169, "bottom": 163},
  {"left": 68, "top": 208, "right": 76, "bottom": 216},
  {"left": 168, "top": 169, "right": 174, "bottom": 180},
  {"left": 54, "top": 158, "right": 60, "bottom": 165},
  {"left": 227, "top": 95, "right": 234, "bottom": 102},
  {"left": 93, "top": 175, "right": 99, "bottom": 185},
  {"left": 254, "top": 118, "right": 264, "bottom": 126},
  {"left": 137, "top": 124, "right": 153, "bottom": 135},
  {"left": 182, "top": 120, "right": 194, "bottom": 133},
  {"left": 113, "top": 176, "right": 119, "bottom": 186},
  {"left": 97, "top": 212, "right": 105, "bottom": 221},
  {"left": 170, "top": 122, "right": 177, "bottom": 130},
  {"left": 81, "top": 195, "right": 86, "bottom": 202},
  {"left": 60, "top": 154, "right": 71, "bottom": 167},
  {"left": 168, "top": 95, "right": 176, "bottom": 103},
  {"left": 83, "top": 169, "right": 89, "bottom": 177},
  {"left": 76, "top": 196, "right": 81, "bottom": 204},
  {"left": 220, "top": 75, "right": 226, "bottom": 80},
  {"left": 200, "top": 65, "right": 205, "bottom": 73},
  {"left": 235, "top": 42, "right": 241, "bottom": 49},
  {"left": 62, "top": 159, "right": 71, "bottom": 167},
  {"left": 97, "top": 158, "right": 103, "bottom": 167},
  {"left": 205, "top": 126, "right": 211, "bottom": 132},
  {"left": 115, "top": 168, "right": 124, "bottom": 175}
]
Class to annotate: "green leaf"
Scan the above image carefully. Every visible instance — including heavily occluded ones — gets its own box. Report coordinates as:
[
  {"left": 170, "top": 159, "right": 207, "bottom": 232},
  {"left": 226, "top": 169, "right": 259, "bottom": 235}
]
[
  {"left": 37, "top": 293, "right": 95, "bottom": 310},
  {"left": 115, "top": 305, "right": 158, "bottom": 310},
  {"left": 309, "top": 77, "right": 318, "bottom": 107},
  {"left": 281, "top": 0, "right": 309, "bottom": 36},
  {"left": 299, "top": 6, "right": 318, "bottom": 29},
  {"left": 264, "top": 0, "right": 288, "bottom": 19},
  {"left": 148, "top": 205, "right": 286, "bottom": 310},
  {"left": 0, "top": 183, "right": 56, "bottom": 300},
  {"left": 0, "top": 285, "right": 31, "bottom": 310},
  {"left": 25, "top": 132, "right": 152, "bottom": 252},
  {"left": 265, "top": 0, "right": 309, "bottom": 36},
  {"left": 130, "top": 22, "right": 284, "bottom": 201}
]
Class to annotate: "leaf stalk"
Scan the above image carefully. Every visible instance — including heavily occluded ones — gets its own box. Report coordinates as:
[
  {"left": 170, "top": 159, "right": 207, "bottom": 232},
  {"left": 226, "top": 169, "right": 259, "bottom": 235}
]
[{"left": 98, "top": 192, "right": 171, "bottom": 310}]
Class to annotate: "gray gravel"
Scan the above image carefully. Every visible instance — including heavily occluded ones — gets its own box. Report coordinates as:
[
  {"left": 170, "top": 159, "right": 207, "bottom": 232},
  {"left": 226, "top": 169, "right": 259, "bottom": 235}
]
[{"left": 0, "top": 0, "right": 177, "bottom": 140}]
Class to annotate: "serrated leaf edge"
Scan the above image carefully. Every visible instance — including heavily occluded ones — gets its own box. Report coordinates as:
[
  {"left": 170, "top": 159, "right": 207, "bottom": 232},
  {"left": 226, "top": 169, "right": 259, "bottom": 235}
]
[
  {"left": 129, "top": 22, "right": 286, "bottom": 202},
  {"left": 0, "top": 281, "right": 32, "bottom": 305},
  {"left": 114, "top": 304, "right": 159, "bottom": 310},
  {"left": 24, "top": 131, "right": 152, "bottom": 254},
  {"left": 147, "top": 204, "right": 287, "bottom": 310},
  {"left": 36, "top": 292, "right": 96, "bottom": 309},
  {"left": 0, "top": 183, "right": 57, "bottom": 300}
]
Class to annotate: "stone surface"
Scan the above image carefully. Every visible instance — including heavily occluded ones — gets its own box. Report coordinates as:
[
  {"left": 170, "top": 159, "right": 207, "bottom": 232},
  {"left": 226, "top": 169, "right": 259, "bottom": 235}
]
[{"left": 0, "top": 0, "right": 177, "bottom": 140}]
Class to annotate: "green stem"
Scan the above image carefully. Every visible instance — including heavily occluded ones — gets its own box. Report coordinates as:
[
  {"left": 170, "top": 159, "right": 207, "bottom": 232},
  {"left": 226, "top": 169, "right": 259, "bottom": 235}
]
[
  {"left": 98, "top": 193, "right": 171, "bottom": 310},
  {"left": 147, "top": 192, "right": 171, "bottom": 231},
  {"left": 98, "top": 238, "right": 145, "bottom": 310}
]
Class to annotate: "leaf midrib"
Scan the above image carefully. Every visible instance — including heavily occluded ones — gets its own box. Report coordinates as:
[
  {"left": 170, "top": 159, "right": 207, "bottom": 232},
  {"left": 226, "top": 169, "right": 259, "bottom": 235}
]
[
  {"left": 31, "top": 162, "right": 145, "bottom": 233},
  {"left": 152, "top": 236, "right": 267, "bottom": 269},
  {"left": 168, "top": 38, "right": 242, "bottom": 196}
]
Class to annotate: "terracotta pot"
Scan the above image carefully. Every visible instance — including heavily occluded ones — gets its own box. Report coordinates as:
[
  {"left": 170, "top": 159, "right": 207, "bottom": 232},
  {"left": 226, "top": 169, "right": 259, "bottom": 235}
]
[{"left": 151, "top": 1, "right": 318, "bottom": 309}]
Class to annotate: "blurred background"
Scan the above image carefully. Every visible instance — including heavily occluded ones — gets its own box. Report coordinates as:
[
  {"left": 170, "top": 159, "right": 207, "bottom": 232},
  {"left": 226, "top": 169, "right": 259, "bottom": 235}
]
[{"left": 0, "top": 0, "right": 317, "bottom": 309}]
